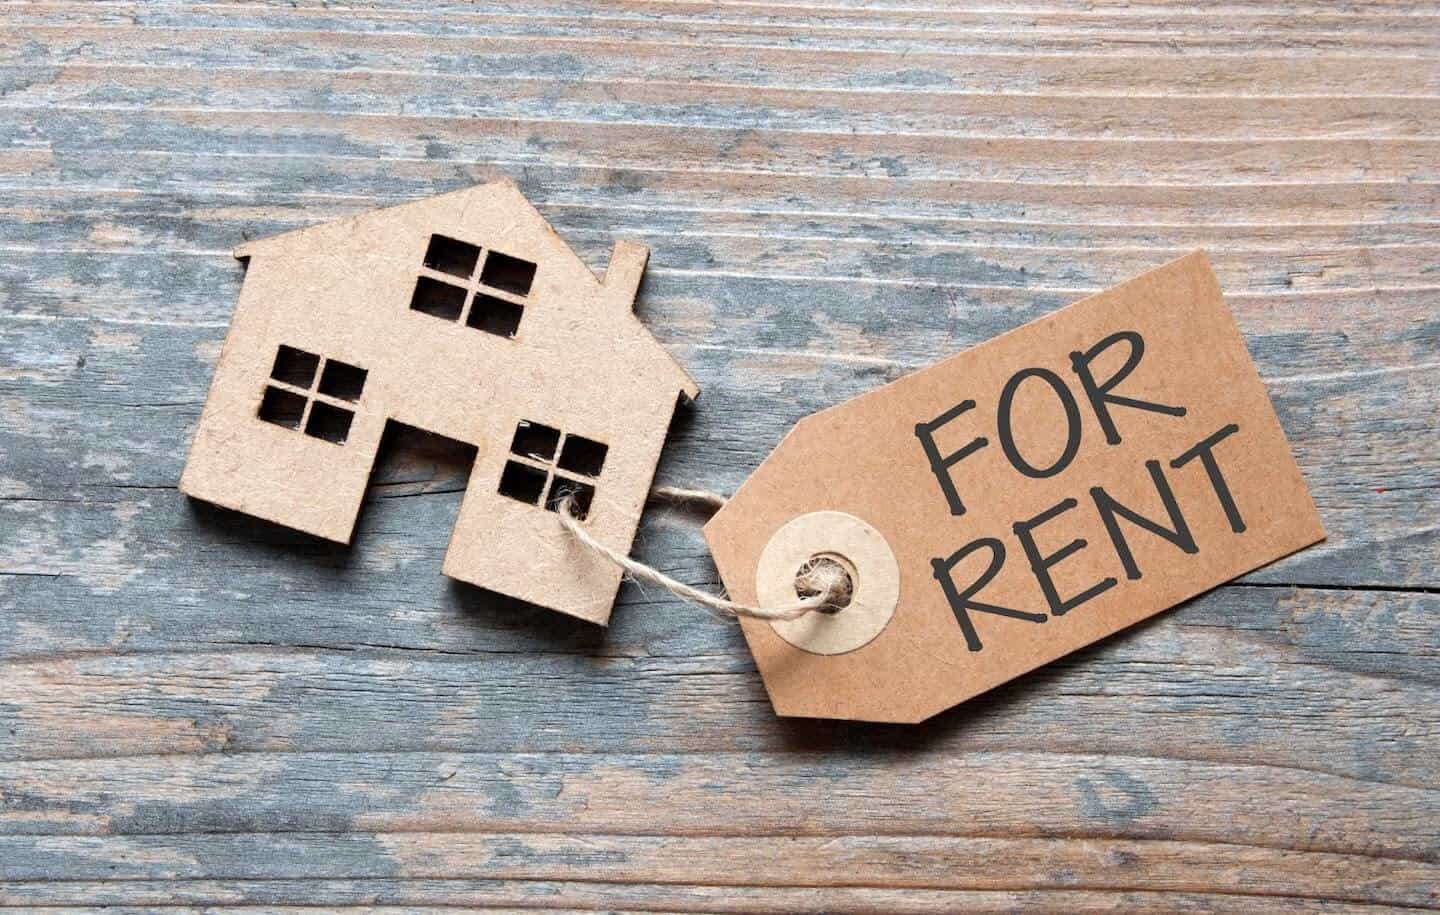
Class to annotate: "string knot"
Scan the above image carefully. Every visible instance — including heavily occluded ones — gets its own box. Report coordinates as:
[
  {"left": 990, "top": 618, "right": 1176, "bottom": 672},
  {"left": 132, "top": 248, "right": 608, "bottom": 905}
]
[{"left": 793, "top": 556, "right": 854, "bottom": 614}]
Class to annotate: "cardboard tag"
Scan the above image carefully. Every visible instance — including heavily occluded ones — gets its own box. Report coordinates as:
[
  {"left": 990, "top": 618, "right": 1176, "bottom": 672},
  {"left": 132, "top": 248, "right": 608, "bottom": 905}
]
[{"left": 704, "top": 252, "right": 1324, "bottom": 723}]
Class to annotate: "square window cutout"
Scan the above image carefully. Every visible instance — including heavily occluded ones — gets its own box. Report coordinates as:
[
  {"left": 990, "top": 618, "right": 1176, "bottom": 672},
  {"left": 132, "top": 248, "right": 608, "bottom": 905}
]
[
  {"left": 423, "top": 234, "right": 481, "bottom": 279},
  {"left": 410, "top": 276, "right": 467, "bottom": 322},
  {"left": 466, "top": 293, "right": 524, "bottom": 339},
  {"left": 479, "top": 250, "right": 536, "bottom": 297},
  {"left": 259, "top": 385, "right": 307, "bottom": 429},
  {"left": 510, "top": 420, "right": 560, "bottom": 461},
  {"left": 318, "top": 359, "right": 368, "bottom": 402},
  {"left": 558, "top": 434, "right": 608, "bottom": 478},
  {"left": 499, "top": 460, "right": 547, "bottom": 505},
  {"left": 305, "top": 401, "right": 355, "bottom": 444},
  {"left": 271, "top": 345, "right": 319, "bottom": 389},
  {"left": 546, "top": 476, "right": 595, "bottom": 521}
]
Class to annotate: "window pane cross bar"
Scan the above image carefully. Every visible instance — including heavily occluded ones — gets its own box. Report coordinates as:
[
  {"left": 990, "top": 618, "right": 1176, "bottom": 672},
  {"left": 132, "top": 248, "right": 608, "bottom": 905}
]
[
  {"left": 266, "top": 357, "right": 358, "bottom": 430},
  {"left": 417, "top": 256, "right": 528, "bottom": 326},
  {"left": 267, "top": 357, "right": 362, "bottom": 429}
]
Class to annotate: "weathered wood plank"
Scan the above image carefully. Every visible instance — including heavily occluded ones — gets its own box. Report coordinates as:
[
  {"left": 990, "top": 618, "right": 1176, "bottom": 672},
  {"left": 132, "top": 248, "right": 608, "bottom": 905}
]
[
  {"left": 6, "top": 109, "right": 1437, "bottom": 187},
  {"left": 0, "top": 892, "right": 1422, "bottom": 915},
  {"left": 1, "top": 752, "right": 1436, "bottom": 869},
  {"left": 1, "top": 586, "right": 1435, "bottom": 782},
  {"left": 7, "top": 190, "right": 1440, "bottom": 252},
  {"left": 6, "top": 65, "right": 1440, "bottom": 139},
  {"left": 7, "top": 157, "right": 1435, "bottom": 226},
  {"left": 7, "top": 208, "right": 1440, "bottom": 296},
  {"left": 6, "top": 246, "right": 1440, "bottom": 366},
  {"left": 0, "top": 833, "right": 1436, "bottom": 908},
  {"left": 7, "top": 17, "right": 1440, "bottom": 83},
  {"left": 7, "top": 751, "right": 1440, "bottom": 869},
  {"left": 10, "top": 0, "right": 1440, "bottom": 48}
]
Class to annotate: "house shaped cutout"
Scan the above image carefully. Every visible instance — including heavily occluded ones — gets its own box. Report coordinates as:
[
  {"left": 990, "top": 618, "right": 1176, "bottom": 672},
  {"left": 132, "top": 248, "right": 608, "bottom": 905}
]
[{"left": 180, "top": 180, "right": 698, "bottom": 624}]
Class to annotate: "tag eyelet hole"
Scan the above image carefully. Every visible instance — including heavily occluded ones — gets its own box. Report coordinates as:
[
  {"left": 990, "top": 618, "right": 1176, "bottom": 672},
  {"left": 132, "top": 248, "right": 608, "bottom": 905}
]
[
  {"left": 794, "top": 553, "right": 856, "bottom": 614},
  {"left": 760, "top": 511, "right": 898, "bottom": 655}
]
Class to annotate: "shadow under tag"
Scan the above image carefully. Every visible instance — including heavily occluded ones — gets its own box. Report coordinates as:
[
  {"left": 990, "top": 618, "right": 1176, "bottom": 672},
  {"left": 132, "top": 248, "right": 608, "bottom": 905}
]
[{"left": 704, "top": 252, "right": 1326, "bottom": 724}]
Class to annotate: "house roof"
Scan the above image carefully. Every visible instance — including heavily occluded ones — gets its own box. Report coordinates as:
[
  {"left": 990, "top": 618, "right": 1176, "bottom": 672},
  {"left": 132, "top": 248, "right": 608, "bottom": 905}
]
[{"left": 232, "top": 179, "right": 698, "bottom": 401}]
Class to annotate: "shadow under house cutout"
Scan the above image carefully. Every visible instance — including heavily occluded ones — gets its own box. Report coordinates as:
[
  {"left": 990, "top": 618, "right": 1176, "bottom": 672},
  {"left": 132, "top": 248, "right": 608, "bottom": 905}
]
[{"left": 180, "top": 180, "right": 699, "bottom": 625}]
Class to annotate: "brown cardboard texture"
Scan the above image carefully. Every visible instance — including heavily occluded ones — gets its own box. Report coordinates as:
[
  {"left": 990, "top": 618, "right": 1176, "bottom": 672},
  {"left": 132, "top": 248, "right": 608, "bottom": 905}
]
[
  {"left": 704, "top": 252, "right": 1324, "bottom": 723},
  {"left": 180, "top": 180, "right": 698, "bottom": 625}
]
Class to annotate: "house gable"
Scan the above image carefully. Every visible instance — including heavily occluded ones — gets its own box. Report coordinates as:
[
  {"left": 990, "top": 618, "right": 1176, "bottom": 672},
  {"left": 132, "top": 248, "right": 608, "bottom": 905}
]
[{"left": 234, "top": 179, "right": 697, "bottom": 402}]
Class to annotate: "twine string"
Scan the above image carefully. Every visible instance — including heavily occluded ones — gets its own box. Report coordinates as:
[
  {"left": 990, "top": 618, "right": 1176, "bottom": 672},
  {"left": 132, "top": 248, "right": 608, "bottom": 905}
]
[{"left": 556, "top": 486, "right": 847, "bottom": 622}]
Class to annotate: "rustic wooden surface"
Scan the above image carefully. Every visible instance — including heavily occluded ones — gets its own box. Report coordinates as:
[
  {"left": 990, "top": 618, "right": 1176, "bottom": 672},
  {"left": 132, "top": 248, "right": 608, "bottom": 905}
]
[{"left": 0, "top": 1, "right": 1437, "bottom": 911}]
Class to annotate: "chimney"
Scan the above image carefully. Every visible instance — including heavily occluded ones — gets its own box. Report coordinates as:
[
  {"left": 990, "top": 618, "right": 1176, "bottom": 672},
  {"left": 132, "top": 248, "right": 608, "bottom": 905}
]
[{"left": 602, "top": 240, "right": 649, "bottom": 309}]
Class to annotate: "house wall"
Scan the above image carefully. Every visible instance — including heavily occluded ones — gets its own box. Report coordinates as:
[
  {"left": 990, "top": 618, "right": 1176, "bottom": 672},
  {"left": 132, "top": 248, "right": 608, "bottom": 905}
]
[
  {"left": 443, "top": 375, "right": 683, "bottom": 624},
  {"left": 180, "top": 184, "right": 688, "bottom": 623}
]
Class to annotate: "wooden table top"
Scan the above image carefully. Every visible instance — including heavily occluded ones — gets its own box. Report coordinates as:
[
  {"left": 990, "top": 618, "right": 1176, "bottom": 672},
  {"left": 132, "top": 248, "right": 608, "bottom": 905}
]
[{"left": 1, "top": 2, "right": 1436, "bottom": 911}]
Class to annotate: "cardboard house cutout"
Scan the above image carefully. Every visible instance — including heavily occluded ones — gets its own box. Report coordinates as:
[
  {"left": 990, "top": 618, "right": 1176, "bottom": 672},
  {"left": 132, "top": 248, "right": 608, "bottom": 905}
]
[{"left": 181, "top": 180, "right": 699, "bottom": 624}]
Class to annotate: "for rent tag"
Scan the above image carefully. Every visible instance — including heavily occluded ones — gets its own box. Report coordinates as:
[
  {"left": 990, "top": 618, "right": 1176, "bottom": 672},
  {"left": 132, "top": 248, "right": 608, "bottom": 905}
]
[{"left": 704, "top": 252, "right": 1324, "bottom": 723}]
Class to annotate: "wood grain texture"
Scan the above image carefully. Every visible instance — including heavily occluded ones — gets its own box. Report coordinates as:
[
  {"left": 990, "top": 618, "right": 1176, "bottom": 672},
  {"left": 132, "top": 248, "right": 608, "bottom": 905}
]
[{"left": 0, "top": 0, "right": 1436, "bottom": 911}]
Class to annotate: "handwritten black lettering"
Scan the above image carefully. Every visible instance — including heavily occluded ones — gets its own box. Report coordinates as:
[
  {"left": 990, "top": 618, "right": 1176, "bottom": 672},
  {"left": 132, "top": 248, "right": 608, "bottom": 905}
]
[
  {"left": 1012, "top": 498, "right": 1118, "bottom": 616},
  {"left": 1091, "top": 460, "right": 1198, "bottom": 581},
  {"left": 931, "top": 538, "right": 1047, "bottom": 652},
  {"left": 1069, "top": 331, "right": 1187, "bottom": 445}
]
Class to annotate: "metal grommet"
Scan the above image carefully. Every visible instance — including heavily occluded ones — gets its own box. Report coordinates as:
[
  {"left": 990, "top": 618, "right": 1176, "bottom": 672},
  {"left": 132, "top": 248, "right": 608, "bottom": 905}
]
[{"left": 756, "top": 511, "right": 900, "bottom": 656}]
